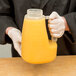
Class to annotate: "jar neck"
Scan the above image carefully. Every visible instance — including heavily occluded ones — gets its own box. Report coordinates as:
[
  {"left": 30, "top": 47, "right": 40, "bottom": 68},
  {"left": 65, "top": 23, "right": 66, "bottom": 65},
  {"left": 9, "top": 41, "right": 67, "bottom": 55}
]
[{"left": 25, "top": 9, "right": 45, "bottom": 19}]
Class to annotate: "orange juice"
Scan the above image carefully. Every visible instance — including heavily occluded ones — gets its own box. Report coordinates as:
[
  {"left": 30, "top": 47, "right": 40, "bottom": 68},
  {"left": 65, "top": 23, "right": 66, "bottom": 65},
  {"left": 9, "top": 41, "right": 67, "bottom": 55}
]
[{"left": 22, "top": 9, "right": 57, "bottom": 64}]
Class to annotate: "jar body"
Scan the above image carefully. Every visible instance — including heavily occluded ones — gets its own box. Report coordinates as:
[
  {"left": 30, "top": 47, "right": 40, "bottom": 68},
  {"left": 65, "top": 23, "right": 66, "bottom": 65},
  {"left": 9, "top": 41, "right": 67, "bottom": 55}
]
[{"left": 21, "top": 9, "right": 57, "bottom": 64}]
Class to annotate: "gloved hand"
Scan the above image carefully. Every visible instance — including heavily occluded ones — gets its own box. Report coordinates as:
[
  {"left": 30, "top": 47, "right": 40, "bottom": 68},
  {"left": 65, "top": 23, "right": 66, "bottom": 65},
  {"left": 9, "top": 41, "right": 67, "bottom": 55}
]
[
  {"left": 6, "top": 27, "right": 22, "bottom": 56},
  {"left": 48, "top": 12, "right": 65, "bottom": 38}
]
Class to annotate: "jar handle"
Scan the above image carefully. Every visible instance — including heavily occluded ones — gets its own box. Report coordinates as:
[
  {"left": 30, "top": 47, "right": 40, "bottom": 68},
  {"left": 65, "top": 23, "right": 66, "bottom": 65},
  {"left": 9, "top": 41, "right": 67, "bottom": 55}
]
[{"left": 45, "top": 16, "right": 57, "bottom": 42}]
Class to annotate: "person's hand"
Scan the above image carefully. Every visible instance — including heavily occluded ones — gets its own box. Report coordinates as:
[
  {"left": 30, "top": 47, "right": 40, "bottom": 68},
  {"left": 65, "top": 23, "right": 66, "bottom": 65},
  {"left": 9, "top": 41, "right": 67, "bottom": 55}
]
[
  {"left": 48, "top": 12, "right": 66, "bottom": 38},
  {"left": 6, "top": 27, "right": 22, "bottom": 56}
]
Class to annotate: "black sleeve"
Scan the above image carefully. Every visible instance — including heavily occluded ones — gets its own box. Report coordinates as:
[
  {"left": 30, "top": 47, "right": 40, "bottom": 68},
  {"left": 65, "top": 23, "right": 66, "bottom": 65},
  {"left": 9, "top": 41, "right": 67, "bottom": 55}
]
[
  {"left": 0, "top": 0, "right": 17, "bottom": 44},
  {"left": 64, "top": 12, "right": 76, "bottom": 43}
]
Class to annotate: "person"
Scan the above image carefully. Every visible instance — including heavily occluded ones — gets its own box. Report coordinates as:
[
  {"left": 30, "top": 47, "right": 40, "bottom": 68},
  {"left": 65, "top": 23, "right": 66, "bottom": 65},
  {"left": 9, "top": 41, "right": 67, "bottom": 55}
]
[{"left": 0, "top": 0, "right": 76, "bottom": 57}]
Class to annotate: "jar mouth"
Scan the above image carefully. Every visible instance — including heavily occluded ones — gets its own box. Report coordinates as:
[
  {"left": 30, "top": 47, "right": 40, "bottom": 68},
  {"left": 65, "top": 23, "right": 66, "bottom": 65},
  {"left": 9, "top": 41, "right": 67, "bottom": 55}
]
[{"left": 24, "top": 9, "right": 45, "bottom": 19}]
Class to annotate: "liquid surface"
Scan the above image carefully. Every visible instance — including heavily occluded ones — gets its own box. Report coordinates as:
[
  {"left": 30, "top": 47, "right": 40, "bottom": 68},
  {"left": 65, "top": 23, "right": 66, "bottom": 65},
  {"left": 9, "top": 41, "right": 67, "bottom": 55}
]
[{"left": 22, "top": 18, "right": 57, "bottom": 64}]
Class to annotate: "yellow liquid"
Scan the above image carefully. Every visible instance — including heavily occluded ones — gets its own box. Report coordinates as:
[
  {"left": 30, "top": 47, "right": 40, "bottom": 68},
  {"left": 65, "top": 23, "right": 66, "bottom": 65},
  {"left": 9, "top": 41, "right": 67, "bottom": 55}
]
[{"left": 22, "top": 18, "right": 57, "bottom": 64}]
